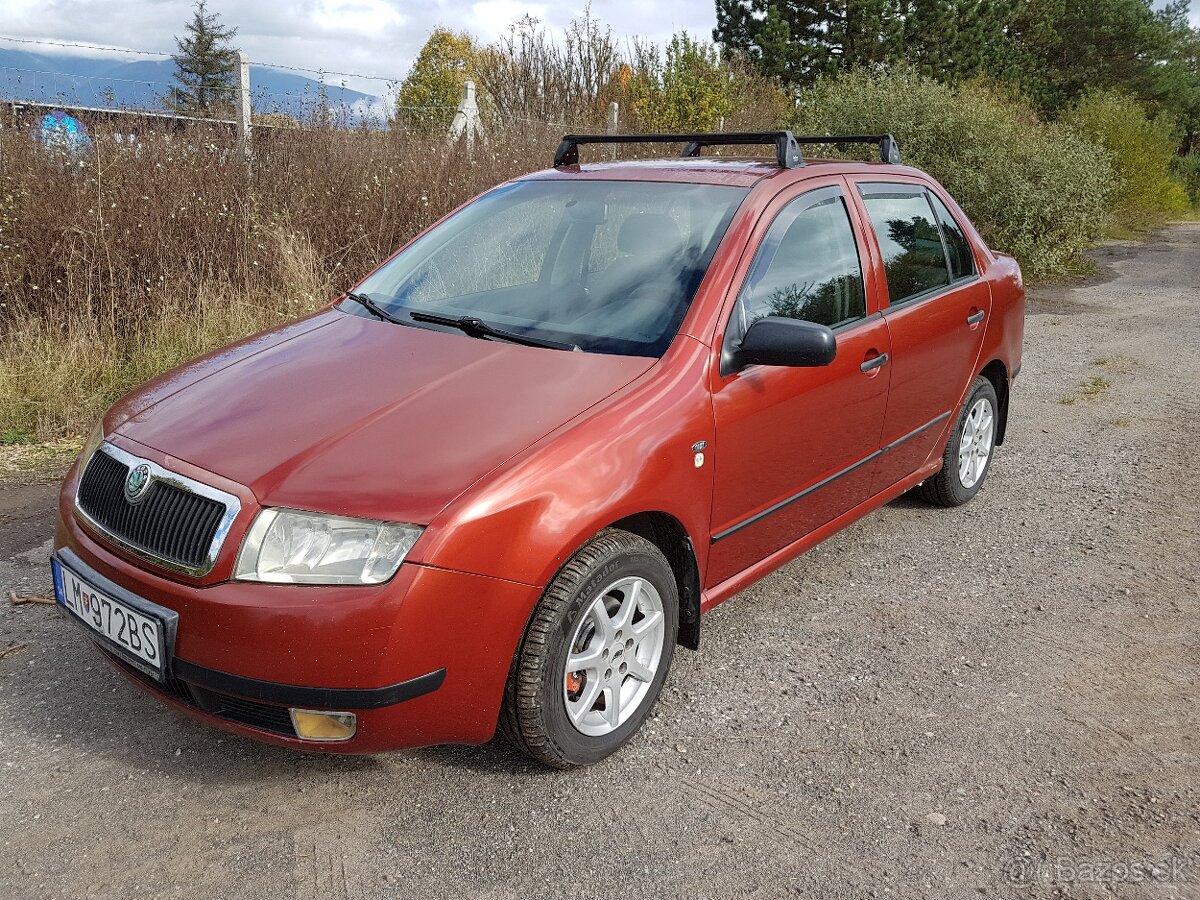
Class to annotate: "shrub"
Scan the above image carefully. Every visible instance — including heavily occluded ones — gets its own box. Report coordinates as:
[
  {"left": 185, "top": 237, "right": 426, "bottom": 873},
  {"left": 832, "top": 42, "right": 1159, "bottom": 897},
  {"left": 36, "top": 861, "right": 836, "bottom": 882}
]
[
  {"left": 1169, "top": 153, "right": 1200, "bottom": 208},
  {"left": 1062, "top": 91, "right": 1190, "bottom": 230},
  {"left": 475, "top": 13, "right": 621, "bottom": 129},
  {"left": 394, "top": 29, "right": 481, "bottom": 132},
  {"left": 621, "top": 36, "right": 791, "bottom": 132},
  {"left": 791, "top": 69, "right": 1117, "bottom": 278}
]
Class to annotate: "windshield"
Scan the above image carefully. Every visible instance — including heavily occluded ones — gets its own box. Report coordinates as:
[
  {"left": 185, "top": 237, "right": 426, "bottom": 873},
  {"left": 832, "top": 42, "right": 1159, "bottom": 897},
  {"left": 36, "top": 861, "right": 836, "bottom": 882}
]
[{"left": 349, "top": 179, "right": 749, "bottom": 357}]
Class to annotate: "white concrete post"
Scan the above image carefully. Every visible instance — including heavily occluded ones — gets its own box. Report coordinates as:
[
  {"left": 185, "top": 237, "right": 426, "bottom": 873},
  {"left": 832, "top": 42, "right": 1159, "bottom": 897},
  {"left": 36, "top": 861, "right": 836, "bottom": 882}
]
[
  {"left": 447, "top": 79, "right": 482, "bottom": 151},
  {"left": 235, "top": 51, "right": 251, "bottom": 158}
]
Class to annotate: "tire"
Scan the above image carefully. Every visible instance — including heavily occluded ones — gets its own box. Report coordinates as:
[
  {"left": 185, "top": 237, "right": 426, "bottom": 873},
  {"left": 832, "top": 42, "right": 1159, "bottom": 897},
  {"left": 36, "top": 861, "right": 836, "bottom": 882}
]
[
  {"left": 500, "top": 528, "right": 679, "bottom": 768},
  {"left": 916, "top": 376, "right": 1000, "bottom": 507}
]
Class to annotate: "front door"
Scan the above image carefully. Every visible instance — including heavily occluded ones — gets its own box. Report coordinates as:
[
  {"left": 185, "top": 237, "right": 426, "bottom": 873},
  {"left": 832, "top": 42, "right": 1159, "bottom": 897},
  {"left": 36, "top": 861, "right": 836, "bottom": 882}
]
[{"left": 707, "top": 184, "right": 890, "bottom": 588}]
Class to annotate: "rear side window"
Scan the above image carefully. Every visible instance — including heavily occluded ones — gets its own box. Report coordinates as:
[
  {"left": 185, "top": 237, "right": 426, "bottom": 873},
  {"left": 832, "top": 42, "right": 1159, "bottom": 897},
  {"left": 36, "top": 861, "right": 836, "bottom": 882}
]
[
  {"left": 928, "top": 191, "right": 975, "bottom": 281},
  {"left": 733, "top": 189, "right": 866, "bottom": 335},
  {"left": 858, "top": 185, "right": 949, "bottom": 304}
]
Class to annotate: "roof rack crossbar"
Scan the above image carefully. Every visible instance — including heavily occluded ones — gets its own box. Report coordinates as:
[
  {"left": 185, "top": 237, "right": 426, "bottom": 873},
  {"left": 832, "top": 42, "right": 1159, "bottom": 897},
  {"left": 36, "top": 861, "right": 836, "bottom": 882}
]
[
  {"left": 790, "top": 134, "right": 902, "bottom": 165},
  {"left": 553, "top": 130, "right": 805, "bottom": 169}
]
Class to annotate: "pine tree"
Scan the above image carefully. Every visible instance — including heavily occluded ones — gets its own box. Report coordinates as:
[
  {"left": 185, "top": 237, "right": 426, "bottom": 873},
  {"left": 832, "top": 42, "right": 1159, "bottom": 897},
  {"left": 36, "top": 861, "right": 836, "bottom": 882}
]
[
  {"left": 715, "top": 1, "right": 910, "bottom": 84},
  {"left": 1007, "top": 0, "right": 1200, "bottom": 114},
  {"left": 166, "top": 0, "right": 239, "bottom": 117},
  {"left": 713, "top": 0, "right": 1010, "bottom": 86},
  {"left": 714, "top": 1, "right": 834, "bottom": 84},
  {"left": 899, "top": 0, "right": 1017, "bottom": 82}
]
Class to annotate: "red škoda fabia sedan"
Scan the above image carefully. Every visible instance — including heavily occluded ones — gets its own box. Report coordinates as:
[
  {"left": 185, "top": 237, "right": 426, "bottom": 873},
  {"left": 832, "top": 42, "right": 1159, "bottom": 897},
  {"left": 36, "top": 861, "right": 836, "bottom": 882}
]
[{"left": 53, "top": 132, "right": 1024, "bottom": 767}]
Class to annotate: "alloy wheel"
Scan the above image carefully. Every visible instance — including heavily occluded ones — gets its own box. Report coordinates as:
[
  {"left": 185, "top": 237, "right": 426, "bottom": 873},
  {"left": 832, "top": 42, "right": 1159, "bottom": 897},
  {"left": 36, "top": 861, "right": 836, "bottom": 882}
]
[
  {"left": 958, "top": 397, "right": 995, "bottom": 489},
  {"left": 562, "top": 576, "right": 666, "bottom": 737}
]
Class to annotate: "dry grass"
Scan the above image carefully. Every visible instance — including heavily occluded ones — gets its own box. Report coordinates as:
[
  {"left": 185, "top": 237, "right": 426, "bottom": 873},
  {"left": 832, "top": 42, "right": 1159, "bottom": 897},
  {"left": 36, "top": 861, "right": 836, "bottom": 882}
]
[
  {"left": 0, "top": 435, "right": 83, "bottom": 483},
  {"left": 1059, "top": 373, "right": 1114, "bottom": 406}
]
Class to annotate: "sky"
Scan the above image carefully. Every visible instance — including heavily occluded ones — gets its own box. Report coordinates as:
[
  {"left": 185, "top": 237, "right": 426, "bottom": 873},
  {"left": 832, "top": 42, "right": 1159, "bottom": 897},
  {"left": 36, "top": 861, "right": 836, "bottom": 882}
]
[
  {"left": 1, "top": 0, "right": 1197, "bottom": 102},
  {"left": 0, "top": 0, "right": 719, "bottom": 99}
]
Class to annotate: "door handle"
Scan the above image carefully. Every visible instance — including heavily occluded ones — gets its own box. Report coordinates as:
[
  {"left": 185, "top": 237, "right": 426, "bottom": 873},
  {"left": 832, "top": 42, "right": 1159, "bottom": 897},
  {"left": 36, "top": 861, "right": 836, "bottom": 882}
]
[
  {"left": 860, "top": 353, "right": 889, "bottom": 373},
  {"left": 967, "top": 309, "right": 986, "bottom": 326}
]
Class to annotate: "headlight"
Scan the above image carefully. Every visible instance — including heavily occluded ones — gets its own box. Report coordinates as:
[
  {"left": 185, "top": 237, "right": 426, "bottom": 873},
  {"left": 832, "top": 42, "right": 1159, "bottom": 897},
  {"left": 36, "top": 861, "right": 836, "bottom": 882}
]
[
  {"left": 234, "top": 508, "right": 423, "bottom": 585},
  {"left": 79, "top": 419, "right": 105, "bottom": 466}
]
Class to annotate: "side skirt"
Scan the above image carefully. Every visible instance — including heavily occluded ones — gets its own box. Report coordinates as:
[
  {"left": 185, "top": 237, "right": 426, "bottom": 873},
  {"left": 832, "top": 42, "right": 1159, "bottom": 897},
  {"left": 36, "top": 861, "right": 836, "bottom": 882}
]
[{"left": 700, "top": 457, "right": 943, "bottom": 613}]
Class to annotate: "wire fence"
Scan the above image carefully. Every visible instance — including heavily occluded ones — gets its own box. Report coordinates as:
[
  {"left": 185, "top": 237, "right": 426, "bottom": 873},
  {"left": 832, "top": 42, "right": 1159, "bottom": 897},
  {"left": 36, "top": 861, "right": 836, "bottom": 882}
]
[{"left": 0, "top": 32, "right": 409, "bottom": 137}]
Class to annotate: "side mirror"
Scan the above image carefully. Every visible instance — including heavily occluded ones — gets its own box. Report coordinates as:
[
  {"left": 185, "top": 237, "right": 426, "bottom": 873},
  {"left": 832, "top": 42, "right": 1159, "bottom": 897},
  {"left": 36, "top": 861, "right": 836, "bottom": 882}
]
[{"left": 738, "top": 317, "right": 837, "bottom": 368}]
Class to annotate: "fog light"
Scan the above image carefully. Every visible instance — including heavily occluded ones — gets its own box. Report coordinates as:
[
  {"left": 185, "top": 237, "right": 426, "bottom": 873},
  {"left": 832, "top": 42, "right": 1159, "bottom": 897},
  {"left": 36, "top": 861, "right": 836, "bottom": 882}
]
[{"left": 289, "top": 709, "right": 357, "bottom": 741}]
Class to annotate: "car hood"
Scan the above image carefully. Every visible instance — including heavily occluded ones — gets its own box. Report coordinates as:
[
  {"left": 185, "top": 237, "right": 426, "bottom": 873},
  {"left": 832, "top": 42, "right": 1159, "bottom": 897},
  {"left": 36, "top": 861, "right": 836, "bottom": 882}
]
[{"left": 111, "top": 310, "right": 655, "bottom": 524}]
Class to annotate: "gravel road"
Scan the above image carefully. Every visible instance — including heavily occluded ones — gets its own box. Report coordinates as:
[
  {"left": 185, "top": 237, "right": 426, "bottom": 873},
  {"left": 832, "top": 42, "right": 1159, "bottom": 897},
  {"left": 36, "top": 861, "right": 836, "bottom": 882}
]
[{"left": 1, "top": 225, "right": 1197, "bottom": 900}]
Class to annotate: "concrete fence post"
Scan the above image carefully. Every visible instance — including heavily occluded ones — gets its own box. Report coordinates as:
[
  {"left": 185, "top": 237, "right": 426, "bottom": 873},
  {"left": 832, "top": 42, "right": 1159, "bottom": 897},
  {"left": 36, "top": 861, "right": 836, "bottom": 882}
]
[
  {"left": 235, "top": 51, "right": 251, "bottom": 159},
  {"left": 447, "top": 79, "right": 482, "bottom": 151},
  {"left": 607, "top": 102, "right": 619, "bottom": 158}
]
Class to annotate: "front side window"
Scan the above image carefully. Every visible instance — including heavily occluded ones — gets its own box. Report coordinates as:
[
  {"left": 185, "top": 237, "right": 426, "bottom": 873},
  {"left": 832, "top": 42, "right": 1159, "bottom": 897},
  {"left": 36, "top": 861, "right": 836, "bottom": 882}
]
[
  {"left": 858, "top": 185, "right": 950, "bottom": 304},
  {"left": 731, "top": 188, "right": 866, "bottom": 339},
  {"left": 351, "top": 179, "right": 748, "bottom": 357}
]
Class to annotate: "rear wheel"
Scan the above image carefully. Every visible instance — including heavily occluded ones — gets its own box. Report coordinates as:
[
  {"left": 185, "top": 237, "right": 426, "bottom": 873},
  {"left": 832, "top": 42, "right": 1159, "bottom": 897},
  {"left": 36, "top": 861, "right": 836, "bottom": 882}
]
[
  {"left": 500, "top": 529, "right": 678, "bottom": 768},
  {"left": 916, "top": 376, "right": 999, "bottom": 507}
]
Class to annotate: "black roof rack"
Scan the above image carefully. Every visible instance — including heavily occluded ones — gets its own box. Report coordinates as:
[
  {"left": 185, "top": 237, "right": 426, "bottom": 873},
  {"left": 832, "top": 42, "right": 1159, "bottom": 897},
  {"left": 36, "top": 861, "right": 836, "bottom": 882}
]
[
  {"left": 552, "top": 130, "right": 902, "bottom": 169},
  {"left": 553, "top": 131, "right": 804, "bottom": 169},
  {"left": 791, "top": 134, "right": 902, "bottom": 165}
]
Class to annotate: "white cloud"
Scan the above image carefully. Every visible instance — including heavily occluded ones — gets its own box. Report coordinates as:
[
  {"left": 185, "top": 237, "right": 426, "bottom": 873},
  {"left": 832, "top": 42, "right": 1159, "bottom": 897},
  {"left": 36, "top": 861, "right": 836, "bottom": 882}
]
[{"left": 469, "top": 1, "right": 549, "bottom": 37}]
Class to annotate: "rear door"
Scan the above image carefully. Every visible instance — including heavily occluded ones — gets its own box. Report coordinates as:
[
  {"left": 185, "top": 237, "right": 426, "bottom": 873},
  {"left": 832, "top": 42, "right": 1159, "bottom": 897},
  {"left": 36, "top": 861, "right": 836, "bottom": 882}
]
[
  {"left": 707, "top": 182, "right": 890, "bottom": 588},
  {"left": 848, "top": 180, "right": 990, "bottom": 493}
]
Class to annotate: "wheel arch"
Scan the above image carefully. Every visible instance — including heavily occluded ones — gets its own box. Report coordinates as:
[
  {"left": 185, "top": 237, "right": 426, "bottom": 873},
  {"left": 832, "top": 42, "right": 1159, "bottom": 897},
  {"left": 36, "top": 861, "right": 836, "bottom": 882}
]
[
  {"left": 608, "top": 512, "right": 702, "bottom": 651},
  {"left": 979, "top": 358, "right": 1009, "bottom": 445}
]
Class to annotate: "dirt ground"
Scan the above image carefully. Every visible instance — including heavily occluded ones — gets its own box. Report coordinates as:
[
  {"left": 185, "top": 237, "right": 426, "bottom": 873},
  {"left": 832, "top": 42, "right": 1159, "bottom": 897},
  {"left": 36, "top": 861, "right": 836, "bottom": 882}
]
[{"left": 1, "top": 225, "right": 1197, "bottom": 900}]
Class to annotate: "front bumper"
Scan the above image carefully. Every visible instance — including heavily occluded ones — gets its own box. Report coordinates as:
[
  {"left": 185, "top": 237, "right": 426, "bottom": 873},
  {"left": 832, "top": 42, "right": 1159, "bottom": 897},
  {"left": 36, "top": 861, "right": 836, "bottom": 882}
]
[{"left": 55, "top": 496, "right": 541, "bottom": 754}]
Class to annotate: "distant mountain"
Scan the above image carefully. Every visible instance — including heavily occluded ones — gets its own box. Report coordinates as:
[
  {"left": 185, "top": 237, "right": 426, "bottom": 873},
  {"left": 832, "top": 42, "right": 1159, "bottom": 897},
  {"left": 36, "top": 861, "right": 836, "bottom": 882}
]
[{"left": 0, "top": 48, "right": 383, "bottom": 123}]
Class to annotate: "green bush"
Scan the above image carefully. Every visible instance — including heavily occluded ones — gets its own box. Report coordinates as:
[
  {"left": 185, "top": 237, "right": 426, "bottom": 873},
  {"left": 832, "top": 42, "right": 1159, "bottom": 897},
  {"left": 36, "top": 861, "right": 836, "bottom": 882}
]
[
  {"left": 623, "top": 34, "right": 734, "bottom": 131},
  {"left": 791, "top": 69, "right": 1117, "bottom": 279},
  {"left": 1170, "top": 154, "right": 1200, "bottom": 208},
  {"left": 1062, "top": 92, "right": 1190, "bottom": 230}
]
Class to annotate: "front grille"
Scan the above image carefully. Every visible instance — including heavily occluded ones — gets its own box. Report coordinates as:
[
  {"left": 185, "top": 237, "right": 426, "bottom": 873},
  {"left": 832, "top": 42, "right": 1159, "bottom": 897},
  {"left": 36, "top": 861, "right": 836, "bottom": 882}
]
[
  {"left": 77, "top": 448, "right": 228, "bottom": 573},
  {"left": 106, "top": 651, "right": 297, "bottom": 738}
]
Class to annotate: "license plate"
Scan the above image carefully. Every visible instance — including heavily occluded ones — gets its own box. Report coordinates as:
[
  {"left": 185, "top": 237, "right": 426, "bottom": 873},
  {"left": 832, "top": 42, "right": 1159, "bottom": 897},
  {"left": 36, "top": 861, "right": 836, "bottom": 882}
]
[{"left": 52, "top": 558, "right": 166, "bottom": 676}]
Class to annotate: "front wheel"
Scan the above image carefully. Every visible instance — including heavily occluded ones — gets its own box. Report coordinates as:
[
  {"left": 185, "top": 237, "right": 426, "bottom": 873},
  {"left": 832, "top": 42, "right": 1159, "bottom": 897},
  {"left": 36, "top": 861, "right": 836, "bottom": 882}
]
[
  {"left": 500, "top": 529, "right": 678, "bottom": 768},
  {"left": 916, "top": 376, "right": 999, "bottom": 507}
]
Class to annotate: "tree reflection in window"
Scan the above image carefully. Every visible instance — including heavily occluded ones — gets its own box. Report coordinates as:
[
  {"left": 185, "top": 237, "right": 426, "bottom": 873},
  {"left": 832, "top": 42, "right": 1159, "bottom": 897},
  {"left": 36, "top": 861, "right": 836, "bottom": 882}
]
[
  {"left": 860, "top": 191, "right": 951, "bottom": 304},
  {"left": 764, "top": 274, "right": 865, "bottom": 327},
  {"left": 737, "top": 193, "right": 866, "bottom": 333}
]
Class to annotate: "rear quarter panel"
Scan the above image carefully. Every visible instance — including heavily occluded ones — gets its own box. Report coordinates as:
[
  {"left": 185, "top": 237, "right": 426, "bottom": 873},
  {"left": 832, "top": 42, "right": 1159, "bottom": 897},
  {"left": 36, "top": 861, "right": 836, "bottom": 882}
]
[{"left": 985, "top": 252, "right": 1025, "bottom": 386}]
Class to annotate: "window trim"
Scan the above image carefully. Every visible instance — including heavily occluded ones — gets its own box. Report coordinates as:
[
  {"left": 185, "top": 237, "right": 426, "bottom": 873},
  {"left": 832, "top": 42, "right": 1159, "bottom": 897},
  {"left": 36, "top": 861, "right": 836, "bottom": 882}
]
[
  {"left": 721, "top": 184, "right": 868, "bottom": 373},
  {"left": 924, "top": 189, "right": 978, "bottom": 283}
]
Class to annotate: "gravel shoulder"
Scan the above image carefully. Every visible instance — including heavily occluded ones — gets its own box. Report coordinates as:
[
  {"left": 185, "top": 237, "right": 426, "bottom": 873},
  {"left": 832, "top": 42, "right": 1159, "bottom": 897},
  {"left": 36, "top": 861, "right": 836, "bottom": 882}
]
[{"left": 1, "top": 226, "right": 1198, "bottom": 900}]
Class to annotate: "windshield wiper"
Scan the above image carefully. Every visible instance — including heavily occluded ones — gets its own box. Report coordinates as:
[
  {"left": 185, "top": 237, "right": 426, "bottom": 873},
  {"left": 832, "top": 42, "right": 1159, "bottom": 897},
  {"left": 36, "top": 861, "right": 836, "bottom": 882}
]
[
  {"left": 342, "top": 290, "right": 406, "bottom": 326},
  {"left": 408, "top": 311, "right": 580, "bottom": 352}
]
